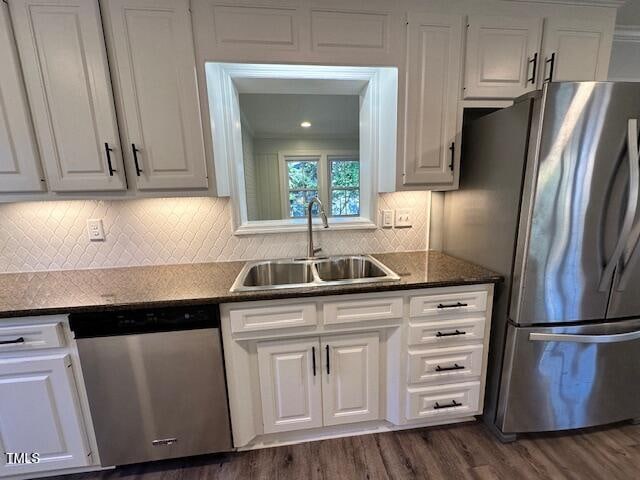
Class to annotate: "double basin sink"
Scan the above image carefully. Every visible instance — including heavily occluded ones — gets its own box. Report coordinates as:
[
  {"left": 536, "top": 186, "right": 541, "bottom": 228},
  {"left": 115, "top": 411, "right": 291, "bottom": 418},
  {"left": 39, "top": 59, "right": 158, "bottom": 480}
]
[{"left": 230, "top": 255, "right": 400, "bottom": 292}]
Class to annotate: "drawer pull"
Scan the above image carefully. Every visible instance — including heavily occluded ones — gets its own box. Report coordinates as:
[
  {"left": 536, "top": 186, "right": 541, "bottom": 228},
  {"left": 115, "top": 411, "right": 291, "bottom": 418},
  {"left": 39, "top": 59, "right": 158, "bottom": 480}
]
[
  {"left": 435, "top": 363, "right": 465, "bottom": 372},
  {"left": 0, "top": 337, "right": 25, "bottom": 345},
  {"left": 437, "top": 302, "right": 468, "bottom": 309},
  {"left": 436, "top": 330, "right": 466, "bottom": 338},
  {"left": 433, "top": 400, "right": 461, "bottom": 410}
]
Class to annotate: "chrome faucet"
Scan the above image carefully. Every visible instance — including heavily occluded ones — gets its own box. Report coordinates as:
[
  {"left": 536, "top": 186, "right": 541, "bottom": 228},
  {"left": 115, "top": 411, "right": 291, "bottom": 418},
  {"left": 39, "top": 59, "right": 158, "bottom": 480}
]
[{"left": 307, "top": 197, "right": 329, "bottom": 258}]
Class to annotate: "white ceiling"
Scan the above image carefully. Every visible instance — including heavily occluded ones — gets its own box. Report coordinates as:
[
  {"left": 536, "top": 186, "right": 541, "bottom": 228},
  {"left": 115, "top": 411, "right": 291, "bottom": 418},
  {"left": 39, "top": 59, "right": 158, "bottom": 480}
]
[
  {"left": 617, "top": 0, "right": 640, "bottom": 25},
  {"left": 239, "top": 93, "right": 360, "bottom": 139}
]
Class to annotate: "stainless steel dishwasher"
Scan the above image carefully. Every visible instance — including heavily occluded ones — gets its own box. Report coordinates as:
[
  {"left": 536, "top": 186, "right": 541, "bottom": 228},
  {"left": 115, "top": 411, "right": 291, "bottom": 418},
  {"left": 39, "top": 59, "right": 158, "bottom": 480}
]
[{"left": 70, "top": 306, "right": 232, "bottom": 466}]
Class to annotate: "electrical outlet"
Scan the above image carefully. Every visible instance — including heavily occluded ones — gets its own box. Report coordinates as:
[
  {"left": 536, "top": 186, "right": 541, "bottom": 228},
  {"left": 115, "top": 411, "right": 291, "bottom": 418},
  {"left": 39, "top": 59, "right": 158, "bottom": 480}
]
[
  {"left": 381, "top": 209, "right": 394, "bottom": 228},
  {"left": 395, "top": 208, "right": 412, "bottom": 228},
  {"left": 87, "top": 219, "right": 105, "bottom": 241}
]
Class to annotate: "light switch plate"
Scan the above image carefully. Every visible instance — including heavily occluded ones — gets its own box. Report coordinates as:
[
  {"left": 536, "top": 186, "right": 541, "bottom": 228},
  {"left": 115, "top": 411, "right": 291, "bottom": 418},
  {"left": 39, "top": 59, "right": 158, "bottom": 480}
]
[
  {"left": 381, "top": 209, "right": 394, "bottom": 228},
  {"left": 87, "top": 219, "right": 105, "bottom": 241},
  {"left": 395, "top": 208, "right": 412, "bottom": 228}
]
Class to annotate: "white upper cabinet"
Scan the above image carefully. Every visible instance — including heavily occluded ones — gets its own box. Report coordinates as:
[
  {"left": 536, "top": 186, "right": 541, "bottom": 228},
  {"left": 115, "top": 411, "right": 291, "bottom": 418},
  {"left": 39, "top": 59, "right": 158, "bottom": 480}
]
[
  {"left": 257, "top": 337, "right": 323, "bottom": 434},
  {"left": 403, "top": 13, "right": 464, "bottom": 188},
  {"left": 102, "top": 0, "right": 209, "bottom": 190},
  {"left": 9, "top": 0, "right": 126, "bottom": 192},
  {"left": 321, "top": 332, "right": 380, "bottom": 426},
  {"left": 0, "top": 4, "right": 43, "bottom": 193},
  {"left": 464, "top": 15, "right": 543, "bottom": 99},
  {"left": 541, "top": 18, "right": 613, "bottom": 82},
  {"left": 0, "top": 354, "right": 90, "bottom": 477}
]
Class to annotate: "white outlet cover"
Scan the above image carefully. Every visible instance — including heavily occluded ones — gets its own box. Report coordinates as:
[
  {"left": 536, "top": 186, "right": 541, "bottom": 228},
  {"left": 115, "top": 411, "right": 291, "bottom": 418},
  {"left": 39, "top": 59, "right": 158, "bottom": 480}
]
[
  {"left": 395, "top": 208, "right": 412, "bottom": 228},
  {"left": 381, "top": 209, "right": 394, "bottom": 228},
  {"left": 87, "top": 219, "right": 105, "bottom": 241}
]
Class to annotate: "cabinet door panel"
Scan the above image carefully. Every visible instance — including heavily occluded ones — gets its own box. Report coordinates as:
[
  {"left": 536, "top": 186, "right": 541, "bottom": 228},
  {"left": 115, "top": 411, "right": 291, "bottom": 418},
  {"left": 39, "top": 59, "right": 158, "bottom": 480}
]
[
  {"left": 0, "top": 355, "right": 90, "bottom": 476},
  {"left": 10, "top": 0, "right": 126, "bottom": 192},
  {"left": 403, "top": 13, "right": 463, "bottom": 187},
  {"left": 542, "top": 18, "right": 612, "bottom": 82},
  {"left": 257, "top": 338, "right": 322, "bottom": 434},
  {"left": 104, "top": 0, "right": 208, "bottom": 190},
  {"left": 0, "top": 5, "right": 43, "bottom": 193},
  {"left": 465, "top": 16, "right": 542, "bottom": 99},
  {"left": 322, "top": 332, "right": 379, "bottom": 426}
]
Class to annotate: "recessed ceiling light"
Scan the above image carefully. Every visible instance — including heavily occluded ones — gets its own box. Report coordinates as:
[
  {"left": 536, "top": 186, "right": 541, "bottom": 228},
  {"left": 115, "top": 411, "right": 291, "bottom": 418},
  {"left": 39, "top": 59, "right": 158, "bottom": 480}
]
[{"left": 300, "top": 121, "right": 312, "bottom": 128}]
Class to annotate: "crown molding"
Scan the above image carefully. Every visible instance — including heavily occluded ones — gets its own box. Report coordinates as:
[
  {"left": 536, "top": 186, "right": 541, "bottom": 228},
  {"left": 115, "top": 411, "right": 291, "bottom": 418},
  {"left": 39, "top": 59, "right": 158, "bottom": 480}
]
[
  {"left": 505, "top": 0, "right": 625, "bottom": 7},
  {"left": 614, "top": 25, "right": 640, "bottom": 43}
]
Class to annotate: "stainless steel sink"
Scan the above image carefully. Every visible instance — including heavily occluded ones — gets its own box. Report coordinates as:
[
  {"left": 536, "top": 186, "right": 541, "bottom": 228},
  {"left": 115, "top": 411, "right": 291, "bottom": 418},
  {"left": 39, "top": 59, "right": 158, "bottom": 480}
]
[
  {"left": 241, "top": 261, "right": 314, "bottom": 287},
  {"left": 314, "top": 256, "right": 388, "bottom": 281},
  {"left": 230, "top": 255, "right": 400, "bottom": 292}
]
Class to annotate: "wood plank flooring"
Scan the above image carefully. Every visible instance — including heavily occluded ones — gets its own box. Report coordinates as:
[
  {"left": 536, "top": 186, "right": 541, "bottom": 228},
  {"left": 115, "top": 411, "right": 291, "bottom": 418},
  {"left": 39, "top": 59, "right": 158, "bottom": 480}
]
[{"left": 52, "top": 421, "right": 640, "bottom": 480}]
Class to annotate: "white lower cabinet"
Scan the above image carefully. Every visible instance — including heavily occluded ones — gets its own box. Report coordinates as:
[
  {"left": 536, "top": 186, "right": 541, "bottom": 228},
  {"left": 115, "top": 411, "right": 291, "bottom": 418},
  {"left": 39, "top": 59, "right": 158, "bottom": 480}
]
[
  {"left": 257, "top": 332, "right": 380, "bottom": 433},
  {"left": 257, "top": 338, "right": 323, "bottom": 434},
  {"left": 322, "top": 332, "right": 379, "bottom": 426},
  {"left": 0, "top": 354, "right": 90, "bottom": 477},
  {"left": 222, "top": 284, "right": 494, "bottom": 449}
]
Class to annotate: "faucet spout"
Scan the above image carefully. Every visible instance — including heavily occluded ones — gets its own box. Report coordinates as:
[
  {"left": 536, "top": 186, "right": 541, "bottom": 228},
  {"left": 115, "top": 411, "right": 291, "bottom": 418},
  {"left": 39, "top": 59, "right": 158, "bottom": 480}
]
[{"left": 307, "top": 197, "right": 329, "bottom": 259}]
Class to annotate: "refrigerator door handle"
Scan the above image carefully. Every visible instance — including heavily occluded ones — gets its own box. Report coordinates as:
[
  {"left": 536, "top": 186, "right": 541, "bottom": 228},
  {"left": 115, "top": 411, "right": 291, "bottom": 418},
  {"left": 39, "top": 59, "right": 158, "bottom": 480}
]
[
  {"left": 529, "top": 330, "right": 640, "bottom": 344},
  {"left": 617, "top": 119, "right": 640, "bottom": 290},
  {"left": 598, "top": 118, "right": 640, "bottom": 292}
]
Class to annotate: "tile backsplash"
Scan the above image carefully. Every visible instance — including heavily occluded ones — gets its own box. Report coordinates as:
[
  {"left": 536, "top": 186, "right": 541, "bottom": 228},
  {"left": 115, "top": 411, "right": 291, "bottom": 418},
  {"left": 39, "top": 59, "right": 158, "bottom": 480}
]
[{"left": 0, "top": 192, "right": 429, "bottom": 273}]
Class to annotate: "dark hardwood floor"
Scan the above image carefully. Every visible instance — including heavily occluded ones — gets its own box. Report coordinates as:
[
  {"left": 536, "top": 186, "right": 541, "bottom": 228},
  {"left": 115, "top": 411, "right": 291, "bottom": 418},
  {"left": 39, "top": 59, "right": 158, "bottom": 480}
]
[{"left": 53, "top": 421, "right": 640, "bottom": 480}]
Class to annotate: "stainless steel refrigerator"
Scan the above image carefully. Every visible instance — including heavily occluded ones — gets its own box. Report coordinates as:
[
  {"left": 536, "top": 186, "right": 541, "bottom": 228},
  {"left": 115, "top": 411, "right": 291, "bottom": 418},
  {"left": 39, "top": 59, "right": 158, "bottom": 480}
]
[{"left": 442, "top": 82, "right": 640, "bottom": 441}]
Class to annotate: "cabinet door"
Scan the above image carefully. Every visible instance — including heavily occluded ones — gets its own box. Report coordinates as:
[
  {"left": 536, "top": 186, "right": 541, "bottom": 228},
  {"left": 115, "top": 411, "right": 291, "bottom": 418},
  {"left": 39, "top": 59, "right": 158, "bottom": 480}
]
[
  {"left": 0, "top": 4, "right": 44, "bottom": 193},
  {"left": 403, "top": 13, "right": 463, "bottom": 187},
  {"left": 0, "top": 355, "right": 90, "bottom": 477},
  {"left": 465, "top": 16, "right": 542, "bottom": 99},
  {"left": 257, "top": 337, "right": 322, "bottom": 434},
  {"left": 103, "top": 0, "right": 208, "bottom": 190},
  {"left": 542, "top": 18, "right": 612, "bottom": 82},
  {"left": 9, "top": 0, "right": 126, "bottom": 192},
  {"left": 321, "top": 332, "right": 379, "bottom": 426}
]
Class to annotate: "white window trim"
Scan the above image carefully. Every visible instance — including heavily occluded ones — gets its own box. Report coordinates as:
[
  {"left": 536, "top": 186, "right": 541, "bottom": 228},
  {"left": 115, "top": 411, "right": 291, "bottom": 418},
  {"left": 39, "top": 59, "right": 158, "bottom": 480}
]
[{"left": 204, "top": 63, "right": 398, "bottom": 235}]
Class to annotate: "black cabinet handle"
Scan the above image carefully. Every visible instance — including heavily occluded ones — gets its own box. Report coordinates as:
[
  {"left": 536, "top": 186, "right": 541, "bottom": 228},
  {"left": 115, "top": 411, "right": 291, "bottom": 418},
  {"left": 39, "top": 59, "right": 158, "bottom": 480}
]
[
  {"left": 436, "top": 330, "right": 467, "bottom": 338},
  {"left": 528, "top": 53, "right": 538, "bottom": 85},
  {"left": 0, "top": 337, "right": 25, "bottom": 345},
  {"left": 437, "top": 302, "right": 468, "bottom": 309},
  {"left": 449, "top": 142, "right": 455, "bottom": 171},
  {"left": 545, "top": 53, "right": 556, "bottom": 83},
  {"left": 132, "top": 143, "right": 142, "bottom": 176},
  {"left": 435, "top": 363, "right": 465, "bottom": 372},
  {"left": 326, "top": 345, "right": 330, "bottom": 375},
  {"left": 104, "top": 143, "right": 115, "bottom": 176},
  {"left": 433, "top": 400, "right": 462, "bottom": 410},
  {"left": 312, "top": 346, "right": 316, "bottom": 377}
]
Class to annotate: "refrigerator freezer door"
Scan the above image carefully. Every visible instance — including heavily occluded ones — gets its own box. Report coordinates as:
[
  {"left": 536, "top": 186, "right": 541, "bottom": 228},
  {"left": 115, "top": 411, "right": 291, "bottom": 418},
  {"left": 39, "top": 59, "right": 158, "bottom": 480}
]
[
  {"left": 513, "top": 82, "right": 640, "bottom": 325},
  {"left": 496, "top": 318, "right": 640, "bottom": 433}
]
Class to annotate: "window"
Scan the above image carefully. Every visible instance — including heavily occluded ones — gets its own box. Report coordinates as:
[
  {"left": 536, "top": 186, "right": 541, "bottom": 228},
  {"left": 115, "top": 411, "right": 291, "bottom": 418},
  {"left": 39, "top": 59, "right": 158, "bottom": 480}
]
[
  {"left": 329, "top": 156, "right": 360, "bottom": 217},
  {"left": 282, "top": 153, "right": 360, "bottom": 219},
  {"left": 286, "top": 157, "right": 319, "bottom": 218}
]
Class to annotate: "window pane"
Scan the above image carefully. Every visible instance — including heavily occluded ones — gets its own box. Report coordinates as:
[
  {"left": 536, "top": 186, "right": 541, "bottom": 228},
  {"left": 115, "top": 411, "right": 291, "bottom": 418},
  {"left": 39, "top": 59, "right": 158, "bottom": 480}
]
[
  {"left": 287, "top": 161, "right": 318, "bottom": 189},
  {"left": 331, "top": 189, "right": 360, "bottom": 216},
  {"left": 330, "top": 160, "right": 359, "bottom": 188},
  {"left": 289, "top": 190, "right": 319, "bottom": 218}
]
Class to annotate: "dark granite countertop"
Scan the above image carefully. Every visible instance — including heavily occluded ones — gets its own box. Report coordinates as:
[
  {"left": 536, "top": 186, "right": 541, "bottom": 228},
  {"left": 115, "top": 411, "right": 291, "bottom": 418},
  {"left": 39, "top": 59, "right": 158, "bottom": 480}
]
[{"left": 0, "top": 251, "right": 501, "bottom": 318}]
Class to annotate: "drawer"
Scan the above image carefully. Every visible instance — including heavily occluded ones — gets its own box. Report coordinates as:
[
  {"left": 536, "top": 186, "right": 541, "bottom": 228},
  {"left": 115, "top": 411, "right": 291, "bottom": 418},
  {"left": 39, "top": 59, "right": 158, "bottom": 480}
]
[
  {"left": 229, "top": 303, "right": 317, "bottom": 333},
  {"left": 408, "top": 344, "right": 483, "bottom": 384},
  {"left": 323, "top": 297, "right": 402, "bottom": 325},
  {"left": 0, "top": 322, "right": 65, "bottom": 352},
  {"left": 410, "top": 290, "right": 487, "bottom": 318},
  {"left": 406, "top": 381, "right": 481, "bottom": 421},
  {"left": 408, "top": 317, "right": 486, "bottom": 346}
]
